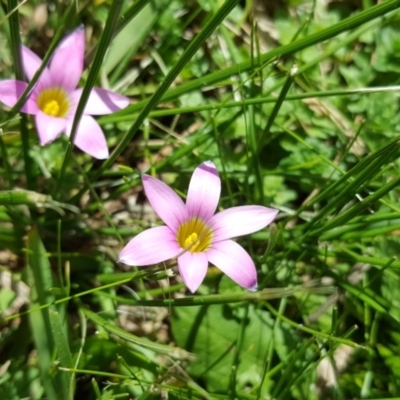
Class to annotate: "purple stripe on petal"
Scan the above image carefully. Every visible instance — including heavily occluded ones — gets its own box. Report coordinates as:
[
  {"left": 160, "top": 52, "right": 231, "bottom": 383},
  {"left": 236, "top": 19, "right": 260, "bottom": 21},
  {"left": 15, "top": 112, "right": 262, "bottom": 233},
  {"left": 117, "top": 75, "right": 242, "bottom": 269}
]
[
  {"left": 0, "top": 80, "right": 39, "bottom": 114},
  {"left": 119, "top": 226, "right": 180, "bottom": 266},
  {"left": 49, "top": 27, "right": 85, "bottom": 91},
  {"left": 207, "top": 240, "right": 257, "bottom": 291},
  {"left": 186, "top": 161, "right": 220, "bottom": 221},
  {"left": 143, "top": 175, "right": 188, "bottom": 231},
  {"left": 35, "top": 111, "right": 66, "bottom": 145},
  {"left": 66, "top": 115, "right": 109, "bottom": 159},
  {"left": 209, "top": 205, "right": 278, "bottom": 242},
  {"left": 178, "top": 251, "right": 208, "bottom": 293},
  {"left": 80, "top": 87, "right": 130, "bottom": 115}
]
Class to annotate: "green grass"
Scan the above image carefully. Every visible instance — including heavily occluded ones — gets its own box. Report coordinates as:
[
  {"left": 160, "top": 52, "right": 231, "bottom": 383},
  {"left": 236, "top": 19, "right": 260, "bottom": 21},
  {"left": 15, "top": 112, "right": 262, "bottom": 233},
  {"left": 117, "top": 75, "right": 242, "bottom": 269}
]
[{"left": 1, "top": 0, "right": 400, "bottom": 398}]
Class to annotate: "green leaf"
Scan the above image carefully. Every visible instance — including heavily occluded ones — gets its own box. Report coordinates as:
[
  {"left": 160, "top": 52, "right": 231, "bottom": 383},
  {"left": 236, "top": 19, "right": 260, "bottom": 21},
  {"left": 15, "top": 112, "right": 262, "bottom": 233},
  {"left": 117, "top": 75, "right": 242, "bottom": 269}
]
[
  {"left": 171, "top": 304, "right": 273, "bottom": 392},
  {"left": 49, "top": 309, "right": 73, "bottom": 374},
  {"left": 27, "top": 227, "right": 69, "bottom": 400},
  {"left": 105, "top": 0, "right": 163, "bottom": 79},
  {"left": 0, "top": 288, "right": 16, "bottom": 313}
]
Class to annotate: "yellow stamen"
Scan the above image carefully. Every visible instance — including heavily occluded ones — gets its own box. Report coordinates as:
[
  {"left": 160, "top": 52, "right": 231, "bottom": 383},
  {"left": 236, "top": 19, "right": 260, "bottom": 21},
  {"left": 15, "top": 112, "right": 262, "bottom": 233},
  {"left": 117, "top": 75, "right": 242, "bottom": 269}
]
[
  {"left": 42, "top": 100, "right": 60, "bottom": 116},
  {"left": 184, "top": 233, "right": 199, "bottom": 252},
  {"left": 177, "top": 218, "right": 213, "bottom": 253},
  {"left": 36, "top": 88, "right": 70, "bottom": 118}
]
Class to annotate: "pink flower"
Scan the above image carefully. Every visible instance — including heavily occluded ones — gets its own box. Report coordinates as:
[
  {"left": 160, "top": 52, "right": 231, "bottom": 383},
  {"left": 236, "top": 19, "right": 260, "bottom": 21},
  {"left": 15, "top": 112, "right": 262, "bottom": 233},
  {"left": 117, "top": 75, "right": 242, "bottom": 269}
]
[
  {"left": 119, "top": 161, "right": 278, "bottom": 293},
  {"left": 0, "top": 27, "right": 130, "bottom": 159}
]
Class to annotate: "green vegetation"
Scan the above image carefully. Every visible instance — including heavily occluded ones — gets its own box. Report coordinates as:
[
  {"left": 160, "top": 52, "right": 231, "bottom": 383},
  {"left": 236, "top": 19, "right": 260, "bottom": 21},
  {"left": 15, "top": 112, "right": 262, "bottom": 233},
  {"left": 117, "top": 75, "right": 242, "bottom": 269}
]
[{"left": 1, "top": 0, "right": 400, "bottom": 398}]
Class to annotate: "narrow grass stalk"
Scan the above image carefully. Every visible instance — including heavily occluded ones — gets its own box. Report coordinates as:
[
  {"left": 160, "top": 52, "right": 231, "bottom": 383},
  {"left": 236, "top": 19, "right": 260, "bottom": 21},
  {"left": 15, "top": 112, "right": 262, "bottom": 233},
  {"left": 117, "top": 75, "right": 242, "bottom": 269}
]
[
  {"left": 8, "top": 2, "right": 76, "bottom": 115},
  {"left": 27, "top": 227, "right": 68, "bottom": 399},
  {"left": 0, "top": 0, "right": 26, "bottom": 26},
  {"left": 99, "top": 85, "right": 400, "bottom": 122},
  {"left": 7, "top": 0, "right": 32, "bottom": 188},
  {"left": 272, "top": 337, "right": 316, "bottom": 398},
  {"left": 96, "top": 284, "right": 334, "bottom": 310},
  {"left": 229, "top": 305, "right": 249, "bottom": 397},
  {"left": 49, "top": 310, "right": 73, "bottom": 398},
  {"left": 115, "top": 0, "right": 400, "bottom": 114},
  {"left": 258, "top": 298, "right": 287, "bottom": 399},
  {"left": 81, "top": 305, "right": 193, "bottom": 360},
  {"left": 310, "top": 175, "right": 400, "bottom": 237},
  {"left": 0, "top": 136, "right": 12, "bottom": 189},
  {"left": 7, "top": 0, "right": 23, "bottom": 79},
  {"left": 93, "top": 0, "right": 240, "bottom": 180},
  {"left": 56, "top": 0, "right": 124, "bottom": 195},
  {"left": 116, "top": 0, "right": 152, "bottom": 38},
  {"left": 98, "top": 85, "right": 400, "bottom": 125},
  {"left": 260, "top": 65, "right": 298, "bottom": 145},
  {"left": 71, "top": 156, "right": 123, "bottom": 243},
  {"left": 265, "top": 302, "right": 362, "bottom": 348},
  {"left": 247, "top": 25, "right": 263, "bottom": 203},
  {"left": 296, "top": 136, "right": 400, "bottom": 235},
  {"left": 85, "top": 0, "right": 151, "bottom": 62},
  {"left": 323, "top": 270, "right": 394, "bottom": 318},
  {"left": 360, "top": 313, "right": 379, "bottom": 398},
  {"left": 320, "top": 218, "right": 400, "bottom": 241}
]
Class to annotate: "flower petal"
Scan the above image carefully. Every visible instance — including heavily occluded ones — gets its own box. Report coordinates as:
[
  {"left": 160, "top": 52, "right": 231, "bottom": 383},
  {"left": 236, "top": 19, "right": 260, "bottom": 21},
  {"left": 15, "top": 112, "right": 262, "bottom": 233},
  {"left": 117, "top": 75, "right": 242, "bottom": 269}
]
[
  {"left": 0, "top": 80, "right": 38, "bottom": 114},
  {"left": 67, "top": 115, "right": 109, "bottom": 159},
  {"left": 21, "top": 45, "right": 43, "bottom": 81},
  {"left": 35, "top": 111, "right": 66, "bottom": 145},
  {"left": 209, "top": 205, "right": 278, "bottom": 242},
  {"left": 119, "top": 226, "right": 180, "bottom": 266},
  {"left": 207, "top": 240, "right": 257, "bottom": 290},
  {"left": 73, "top": 87, "right": 130, "bottom": 115},
  {"left": 21, "top": 46, "right": 52, "bottom": 90},
  {"left": 65, "top": 90, "right": 80, "bottom": 116},
  {"left": 142, "top": 175, "right": 188, "bottom": 231},
  {"left": 177, "top": 251, "right": 208, "bottom": 293},
  {"left": 186, "top": 161, "right": 220, "bottom": 221},
  {"left": 49, "top": 27, "right": 85, "bottom": 90}
]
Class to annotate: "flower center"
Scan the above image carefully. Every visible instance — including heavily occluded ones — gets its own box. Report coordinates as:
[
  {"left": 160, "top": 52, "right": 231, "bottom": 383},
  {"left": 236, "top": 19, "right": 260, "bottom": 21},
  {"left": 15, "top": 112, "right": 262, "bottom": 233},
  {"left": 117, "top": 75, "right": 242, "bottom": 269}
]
[
  {"left": 177, "top": 218, "right": 213, "bottom": 253},
  {"left": 36, "top": 88, "right": 70, "bottom": 117}
]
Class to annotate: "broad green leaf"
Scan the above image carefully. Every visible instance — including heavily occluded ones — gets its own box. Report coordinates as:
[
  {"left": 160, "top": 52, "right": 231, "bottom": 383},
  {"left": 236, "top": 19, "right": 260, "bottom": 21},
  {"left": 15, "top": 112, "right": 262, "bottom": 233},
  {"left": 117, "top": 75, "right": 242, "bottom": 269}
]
[
  {"left": 171, "top": 304, "right": 273, "bottom": 392},
  {"left": 104, "top": 0, "right": 163, "bottom": 77}
]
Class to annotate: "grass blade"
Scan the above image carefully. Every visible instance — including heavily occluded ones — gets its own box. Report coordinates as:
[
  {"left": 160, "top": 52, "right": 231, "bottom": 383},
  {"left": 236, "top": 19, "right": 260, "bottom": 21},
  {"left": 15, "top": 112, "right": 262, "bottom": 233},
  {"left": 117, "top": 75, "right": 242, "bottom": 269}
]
[
  {"left": 27, "top": 227, "right": 69, "bottom": 399},
  {"left": 114, "top": 0, "right": 400, "bottom": 115},
  {"left": 56, "top": 0, "right": 124, "bottom": 194},
  {"left": 93, "top": 0, "right": 240, "bottom": 179}
]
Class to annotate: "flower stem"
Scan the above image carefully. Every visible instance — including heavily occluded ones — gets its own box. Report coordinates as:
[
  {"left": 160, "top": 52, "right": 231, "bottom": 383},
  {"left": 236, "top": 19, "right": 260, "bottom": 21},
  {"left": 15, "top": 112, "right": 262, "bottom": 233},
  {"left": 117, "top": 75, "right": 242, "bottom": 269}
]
[{"left": 7, "top": 0, "right": 33, "bottom": 189}]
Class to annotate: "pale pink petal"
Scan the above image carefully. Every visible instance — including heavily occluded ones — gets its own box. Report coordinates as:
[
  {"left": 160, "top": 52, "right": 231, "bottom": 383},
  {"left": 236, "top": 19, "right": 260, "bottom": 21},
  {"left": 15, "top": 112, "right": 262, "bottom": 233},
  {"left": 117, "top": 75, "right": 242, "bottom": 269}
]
[
  {"left": 66, "top": 115, "right": 109, "bottom": 159},
  {"left": 35, "top": 111, "right": 66, "bottom": 145},
  {"left": 65, "top": 90, "right": 80, "bottom": 116},
  {"left": 209, "top": 206, "right": 278, "bottom": 242},
  {"left": 21, "top": 46, "right": 52, "bottom": 90},
  {"left": 0, "top": 80, "right": 39, "bottom": 114},
  {"left": 119, "top": 226, "right": 180, "bottom": 266},
  {"left": 186, "top": 161, "right": 220, "bottom": 221},
  {"left": 142, "top": 175, "right": 188, "bottom": 231},
  {"left": 21, "top": 46, "right": 43, "bottom": 80},
  {"left": 49, "top": 27, "right": 85, "bottom": 90},
  {"left": 177, "top": 251, "right": 208, "bottom": 293},
  {"left": 207, "top": 240, "right": 257, "bottom": 290},
  {"left": 73, "top": 88, "right": 130, "bottom": 115}
]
